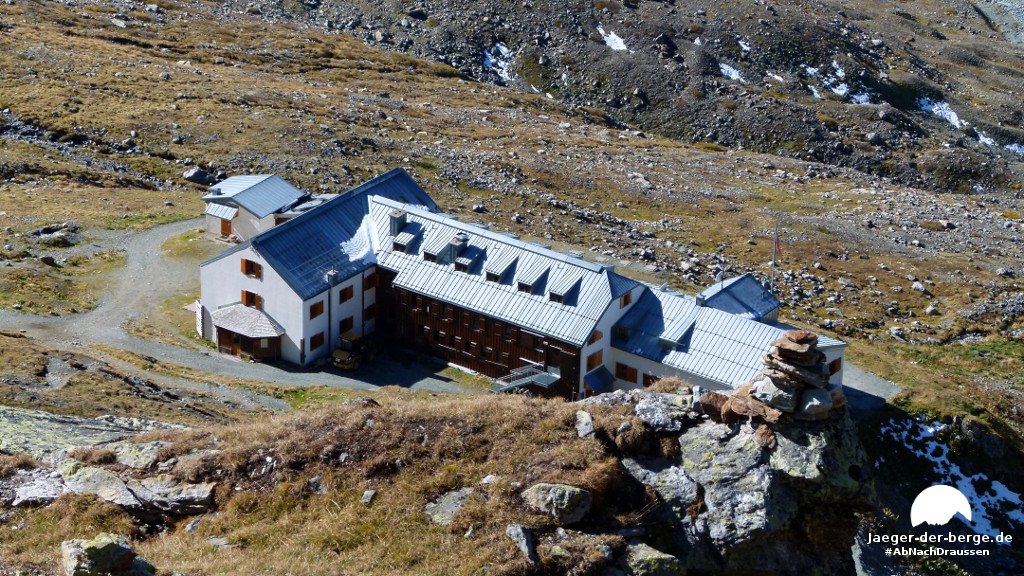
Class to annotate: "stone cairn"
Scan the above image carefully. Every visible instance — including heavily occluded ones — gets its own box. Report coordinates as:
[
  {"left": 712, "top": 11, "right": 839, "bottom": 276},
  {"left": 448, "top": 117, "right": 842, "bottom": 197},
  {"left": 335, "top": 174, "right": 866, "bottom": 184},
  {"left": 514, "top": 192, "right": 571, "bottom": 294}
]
[{"left": 750, "top": 330, "right": 846, "bottom": 420}]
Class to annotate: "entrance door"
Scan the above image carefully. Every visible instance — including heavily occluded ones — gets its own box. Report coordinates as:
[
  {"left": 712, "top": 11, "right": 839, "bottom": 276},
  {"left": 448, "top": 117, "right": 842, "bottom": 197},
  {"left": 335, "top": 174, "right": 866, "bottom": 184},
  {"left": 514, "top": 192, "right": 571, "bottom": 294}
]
[{"left": 220, "top": 218, "right": 232, "bottom": 237}]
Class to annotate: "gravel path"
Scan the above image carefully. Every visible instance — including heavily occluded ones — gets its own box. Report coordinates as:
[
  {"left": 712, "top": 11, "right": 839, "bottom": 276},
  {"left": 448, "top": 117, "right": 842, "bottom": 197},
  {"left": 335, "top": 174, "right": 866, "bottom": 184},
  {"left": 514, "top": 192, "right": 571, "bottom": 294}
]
[
  {"left": 842, "top": 362, "right": 901, "bottom": 414},
  {"left": 0, "top": 219, "right": 467, "bottom": 409}
]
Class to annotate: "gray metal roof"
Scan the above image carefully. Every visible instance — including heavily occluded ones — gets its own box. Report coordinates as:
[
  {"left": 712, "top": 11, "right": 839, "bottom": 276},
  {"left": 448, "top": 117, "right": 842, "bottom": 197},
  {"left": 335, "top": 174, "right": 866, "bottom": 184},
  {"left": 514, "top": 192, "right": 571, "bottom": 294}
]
[
  {"left": 204, "top": 169, "right": 438, "bottom": 301},
  {"left": 202, "top": 175, "right": 307, "bottom": 219},
  {"left": 699, "top": 273, "right": 780, "bottom": 321},
  {"left": 204, "top": 203, "right": 238, "bottom": 220},
  {"left": 613, "top": 284, "right": 821, "bottom": 388},
  {"left": 370, "top": 197, "right": 641, "bottom": 346},
  {"left": 211, "top": 304, "right": 286, "bottom": 338}
]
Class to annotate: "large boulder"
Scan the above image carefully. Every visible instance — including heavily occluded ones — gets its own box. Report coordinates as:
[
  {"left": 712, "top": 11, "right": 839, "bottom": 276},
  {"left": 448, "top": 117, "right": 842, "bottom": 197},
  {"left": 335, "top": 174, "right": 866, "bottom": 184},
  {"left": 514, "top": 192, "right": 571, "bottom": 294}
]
[
  {"left": 6, "top": 468, "right": 67, "bottom": 507},
  {"left": 520, "top": 483, "right": 592, "bottom": 524},
  {"left": 622, "top": 542, "right": 686, "bottom": 576},
  {"left": 60, "top": 462, "right": 141, "bottom": 509},
  {"left": 182, "top": 167, "right": 212, "bottom": 185},
  {"left": 61, "top": 533, "right": 156, "bottom": 576},
  {"left": 126, "top": 475, "right": 216, "bottom": 514},
  {"left": 423, "top": 487, "right": 473, "bottom": 526},
  {"left": 633, "top": 391, "right": 691, "bottom": 432}
]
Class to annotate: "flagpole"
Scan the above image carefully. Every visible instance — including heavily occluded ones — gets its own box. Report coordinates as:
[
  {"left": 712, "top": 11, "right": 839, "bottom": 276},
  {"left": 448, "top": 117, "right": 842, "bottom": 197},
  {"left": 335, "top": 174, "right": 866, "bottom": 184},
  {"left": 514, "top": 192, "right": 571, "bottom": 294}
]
[{"left": 771, "top": 223, "right": 778, "bottom": 296}]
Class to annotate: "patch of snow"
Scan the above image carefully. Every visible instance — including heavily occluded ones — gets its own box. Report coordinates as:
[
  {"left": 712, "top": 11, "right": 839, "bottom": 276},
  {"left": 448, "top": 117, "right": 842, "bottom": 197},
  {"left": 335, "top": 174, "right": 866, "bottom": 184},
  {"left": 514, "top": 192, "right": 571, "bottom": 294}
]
[
  {"left": 918, "top": 98, "right": 966, "bottom": 130},
  {"left": 483, "top": 43, "right": 514, "bottom": 83},
  {"left": 768, "top": 72, "right": 784, "bottom": 83},
  {"left": 831, "top": 60, "right": 846, "bottom": 79},
  {"left": 1006, "top": 143, "right": 1024, "bottom": 156},
  {"left": 719, "top": 63, "right": 745, "bottom": 83},
  {"left": 694, "top": 37, "right": 702, "bottom": 46},
  {"left": 597, "top": 25, "right": 629, "bottom": 52},
  {"left": 342, "top": 217, "right": 375, "bottom": 263},
  {"left": 850, "top": 92, "right": 874, "bottom": 105},
  {"left": 545, "top": 92, "right": 554, "bottom": 100},
  {"left": 738, "top": 37, "right": 751, "bottom": 52},
  {"left": 881, "top": 417, "right": 1024, "bottom": 538},
  {"left": 978, "top": 131, "right": 996, "bottom": 146},
  {"left": 808, "top": 85, "right": 823, "bottom": 99},
  {"left": 829, "top": 82, "right": 850, "bottom": 97}
]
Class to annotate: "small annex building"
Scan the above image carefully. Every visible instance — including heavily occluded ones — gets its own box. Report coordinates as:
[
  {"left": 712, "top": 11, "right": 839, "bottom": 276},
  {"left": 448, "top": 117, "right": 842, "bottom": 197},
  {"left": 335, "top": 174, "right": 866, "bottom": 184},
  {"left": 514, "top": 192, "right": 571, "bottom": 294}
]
[
  {"left": 201, "top": 174, "right": 337, "bottom": 242},
  {"left": 197, "top": 168, "right": 846, "bottom": 399}
]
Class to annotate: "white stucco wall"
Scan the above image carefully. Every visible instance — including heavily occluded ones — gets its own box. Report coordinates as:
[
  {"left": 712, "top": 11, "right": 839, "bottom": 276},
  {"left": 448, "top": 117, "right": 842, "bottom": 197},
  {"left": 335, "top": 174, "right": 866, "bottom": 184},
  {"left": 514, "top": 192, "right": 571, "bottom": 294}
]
[
  {"left": 198, "top": 246, "right": 304, "bottom": 364},
  {"left": 576, "top": 282, "right": 645, "bottom": 396},
  {"left": 295, "top": 267, "right": 379, "bottom": 367}
]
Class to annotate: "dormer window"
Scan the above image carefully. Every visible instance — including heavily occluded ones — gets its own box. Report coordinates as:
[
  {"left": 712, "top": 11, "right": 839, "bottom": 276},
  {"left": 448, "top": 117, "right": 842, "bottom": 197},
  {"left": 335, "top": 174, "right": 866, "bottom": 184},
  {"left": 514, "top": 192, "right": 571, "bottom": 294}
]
[
  {"left": 424, "top": 251, "right": 437, "bottom": 262},
  {"left": 393, "top": 241, "right": 407, "bottom": 253},
  {"left": 517, "top": 281, "right": 532, "bottom": 294},
  {"left": 455, "top": 262, "right": 469, "bottom": 273},
  {"left": 549, "top": 292, "right": 564, "bottom": 304},
  {"left": 486, "top": 271, "right": 501, "bottom": 283}
]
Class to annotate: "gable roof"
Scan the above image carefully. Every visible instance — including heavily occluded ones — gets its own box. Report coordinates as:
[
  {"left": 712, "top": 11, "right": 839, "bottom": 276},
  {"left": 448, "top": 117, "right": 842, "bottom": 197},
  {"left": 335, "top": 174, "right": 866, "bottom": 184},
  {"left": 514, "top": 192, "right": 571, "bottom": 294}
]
[
  {"left": 613, "top": 285, "right": 796, "bottom": 388},
  {"left": 370, "top": 197, "right": 641, "bottom": 346},
  {"left": 699, "top": 273, "right": 780, "bottom": 320},
  {"left": 233, "top": 169, "right": 437, "bottom": 300},
  {"left": 202, "top": 175, "right": 307, "bottom": 219}
]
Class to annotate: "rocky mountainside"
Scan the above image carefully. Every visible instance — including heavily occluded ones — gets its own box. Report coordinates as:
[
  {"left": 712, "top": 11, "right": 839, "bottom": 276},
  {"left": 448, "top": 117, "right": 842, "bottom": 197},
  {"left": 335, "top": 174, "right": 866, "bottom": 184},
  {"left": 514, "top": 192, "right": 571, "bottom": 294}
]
[
  {"left": 204, "top": 0, "right": 1024, "bottom": 193},
  {"left": 1, "top": 373, "right": 873, "bottom": 576}
]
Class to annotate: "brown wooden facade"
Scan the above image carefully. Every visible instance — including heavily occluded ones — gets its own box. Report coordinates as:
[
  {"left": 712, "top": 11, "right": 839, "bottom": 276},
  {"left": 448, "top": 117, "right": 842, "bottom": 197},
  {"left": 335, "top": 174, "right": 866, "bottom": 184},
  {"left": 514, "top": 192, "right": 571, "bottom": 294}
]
[
  {"left": 376, "top": 269, "right": 581, "bottom": 399},
  {"left": 216, "top": 327, "right": 281, "bottom": 360}
]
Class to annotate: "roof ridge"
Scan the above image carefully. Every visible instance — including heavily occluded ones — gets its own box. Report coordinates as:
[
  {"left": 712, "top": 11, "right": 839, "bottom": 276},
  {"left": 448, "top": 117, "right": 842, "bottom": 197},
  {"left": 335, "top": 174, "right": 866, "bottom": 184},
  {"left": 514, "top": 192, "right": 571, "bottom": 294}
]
[
  {"left": 372, "top": 195, "right": 607, "bottom": 274},
  {"left": 251, "top": 168, "right": 409, "bottom": 248}
]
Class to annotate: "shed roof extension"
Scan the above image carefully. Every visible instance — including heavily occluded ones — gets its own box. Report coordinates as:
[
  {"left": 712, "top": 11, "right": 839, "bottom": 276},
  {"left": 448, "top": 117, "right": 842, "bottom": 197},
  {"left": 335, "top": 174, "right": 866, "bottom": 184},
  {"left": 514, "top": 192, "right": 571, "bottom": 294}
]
[
  {"left": 370, "top": 197, "right": 641, "bottom": 347},
  {"left": 202, "top": 175, "right": 307, "bottom": 219},
  {"left": 613, "top": 285, "right": 816, "bottom": 388},
  {"left": 698, "top": 273, "right": 780, "bottom": 321}
]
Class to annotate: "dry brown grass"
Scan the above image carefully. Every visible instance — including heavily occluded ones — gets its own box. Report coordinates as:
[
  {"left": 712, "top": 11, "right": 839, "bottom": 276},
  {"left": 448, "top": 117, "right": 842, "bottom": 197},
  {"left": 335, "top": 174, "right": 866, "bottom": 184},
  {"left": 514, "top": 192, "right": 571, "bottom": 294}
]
[
  {"left": 0, "top": 453, "right": 39, "bottom": 478},
  {"left": 117, "top": 393, "right": 648, "bottom": 575},
  {"left": 67, "top": 446, "right": 117, "bottom": 466}
]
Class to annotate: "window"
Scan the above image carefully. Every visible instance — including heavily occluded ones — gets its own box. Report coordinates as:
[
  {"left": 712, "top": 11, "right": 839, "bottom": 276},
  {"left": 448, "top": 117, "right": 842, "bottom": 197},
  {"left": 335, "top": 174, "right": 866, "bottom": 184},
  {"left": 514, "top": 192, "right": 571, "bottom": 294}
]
[
  {"left": 363, "top": 272, "right": 378, "bottom": 291},
  {"left": 260, "top": 338, "right": 269, "bottom": 349},
  {"left": 393, "top": 241, "right": 406, "bottom": 253},
  {"left": 241, "top": 290, "right": 262, "bottom": 309},
  {"left": 486, "top": 271, "right": 500, "bottom": 283},
  {"left": 241, "top": 258, "right": 262, "bottom": 279},
  {"left": 339, "top": 285, "right": 353, "bottom": 303},
  {"left": 454, "top": 262, "right": 469, "bottom": 273},
  {"left": 309, "top": 300, "right": 324, "bottom": 319},
  {"left": 615, "top": 362, "right": 638, "bottom": 383},
  {"left": 424, "top": 252, "right": 437, "bottom": 263},
  {"left": 588, "top": 330, "right": 603, "bottom": 345},
  {"left": 549, "top": 292, "right": 564, "bottom": 304},
  {"left": 643, "top": 373, "right": 660, "bottom": 388},
  {"left": 614, "top": 325, "right": 630, "bottom": 341},
  {"left": 586, "top": 350, "right": 603, "bottom": 372},
  {"left": 220, "top": 218, "right": 232, "bottom": 237},
  {"left": 309, "top": 332, "right": 325, "bottom": 351},
  {"left": 517, "top": 281, "right": 532, "bottom": 294},
  {"left": 828, "top": 358, "right": 843, "bottom": 375},
  {"left": 620, "top": 291, "right": 633, "bottom": 308},
  {"left": 364, "top": 303, "right": 377, "bottom": 320},
  {"left": 339, "top": 316, "right": 354, "bottom": 333}
]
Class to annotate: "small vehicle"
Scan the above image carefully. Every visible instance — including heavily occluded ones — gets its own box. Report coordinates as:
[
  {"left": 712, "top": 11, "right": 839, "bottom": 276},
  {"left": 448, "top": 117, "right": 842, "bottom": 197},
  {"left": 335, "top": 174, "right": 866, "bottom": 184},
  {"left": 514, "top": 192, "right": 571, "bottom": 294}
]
[{"left": 331, "top": 331, "right": 375, "bottom": 370}]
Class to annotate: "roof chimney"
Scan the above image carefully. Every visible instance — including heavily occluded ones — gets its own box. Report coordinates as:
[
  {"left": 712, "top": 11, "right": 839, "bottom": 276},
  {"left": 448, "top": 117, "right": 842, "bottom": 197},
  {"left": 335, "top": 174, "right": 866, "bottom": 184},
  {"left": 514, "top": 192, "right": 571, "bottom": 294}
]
[
  {"left": 389, "top": 209, "right": 407, "bottom": 236},
  {"left": 448, "top": 232, "right": 469, "bottom": 262},
  {"left": 695, "top": 294, "right": 706, "bottom": 307}
]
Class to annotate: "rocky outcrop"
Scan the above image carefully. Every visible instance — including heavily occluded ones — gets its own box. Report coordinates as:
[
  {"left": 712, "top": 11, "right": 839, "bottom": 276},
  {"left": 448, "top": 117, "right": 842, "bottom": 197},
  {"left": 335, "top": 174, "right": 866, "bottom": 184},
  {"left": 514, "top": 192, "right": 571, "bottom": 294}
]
[
  {"left": 578, "top": 330, "right": 871, "bottom": 575},
  {"left": 423, "top": 487, "right": 473, "bottom": 526},
  {"left": 60, "top": 462, "right": 142, "bottom": 509},
  {"left": 61, "top": 533, "right": 156, "bottom": 576},
  {"left": 748, "top": 330, "right": 847, "bottom": 421},
  {"left": 125, "top": 475, "right": 216, "bottom": 515},
  {"left": 0, "top": 406, "right": 161, "bottom": 462},
  {"left": 520, "top": 483, "right": 592, "bottom": 525}
]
